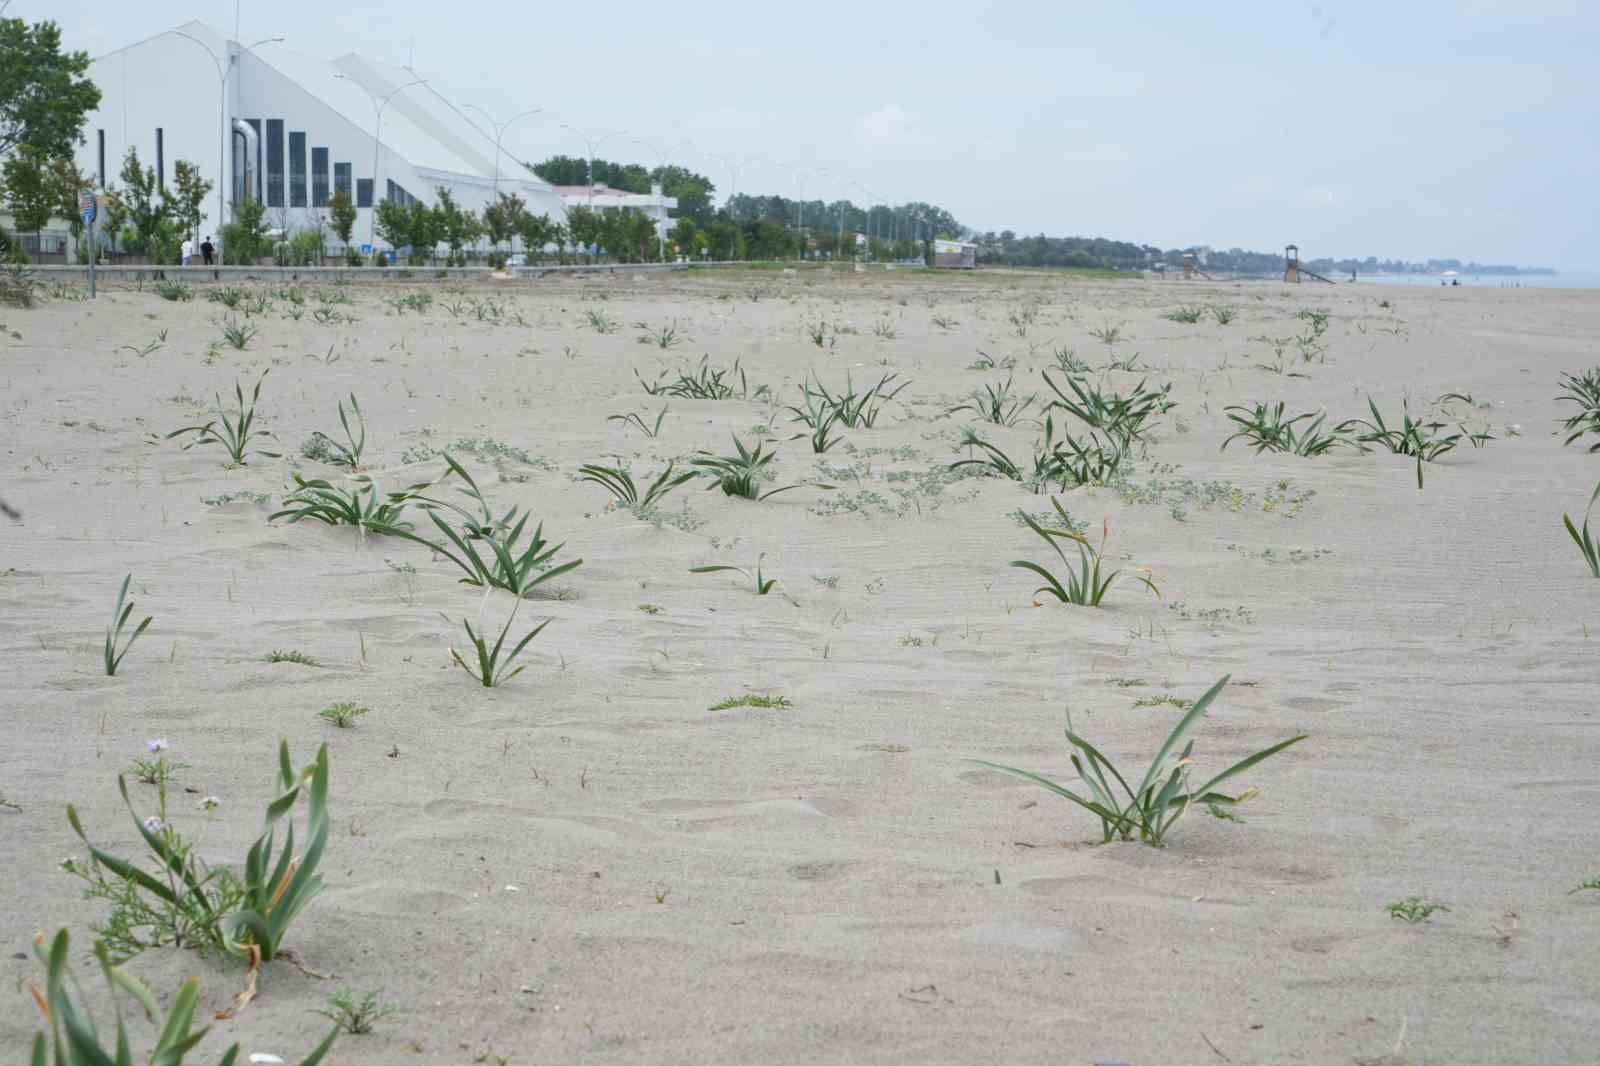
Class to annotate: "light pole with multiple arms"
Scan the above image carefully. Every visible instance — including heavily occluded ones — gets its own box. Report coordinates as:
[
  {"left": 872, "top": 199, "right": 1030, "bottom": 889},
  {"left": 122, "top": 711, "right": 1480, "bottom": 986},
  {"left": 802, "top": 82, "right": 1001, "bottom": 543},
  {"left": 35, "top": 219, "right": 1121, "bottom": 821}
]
[
  {"left": 559, "top": 124, "right": 629, "bottom": 210},
  {"left": 166, "top": 30, "right": 282, "bottom": 250},
  {"left": 334, "top": 73, "right": 429, "bottom": 252},
  {"left": 461, "top": 104, "right": 544, "bottom": 201},
  {"left": 631, "top": 136, "right": 692, "bottom": 262}
]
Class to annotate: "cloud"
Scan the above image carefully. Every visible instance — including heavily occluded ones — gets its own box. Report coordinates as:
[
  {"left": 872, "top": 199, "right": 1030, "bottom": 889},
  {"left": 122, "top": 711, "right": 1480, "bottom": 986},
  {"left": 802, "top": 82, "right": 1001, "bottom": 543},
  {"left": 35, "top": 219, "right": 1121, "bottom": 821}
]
[{"left": 1060, "top": 143, "right": 1131, "bottom": 166}]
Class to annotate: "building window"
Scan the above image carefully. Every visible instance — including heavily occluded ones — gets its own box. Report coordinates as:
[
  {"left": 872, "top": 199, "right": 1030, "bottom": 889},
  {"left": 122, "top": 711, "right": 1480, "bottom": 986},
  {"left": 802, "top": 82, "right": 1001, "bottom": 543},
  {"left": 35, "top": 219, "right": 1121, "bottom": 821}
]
[
  {"left": 289, "top": 131, "right": 306, "bottom": 207},
  {"left": 356, "top": 178, "right": 373, "bottom": 209},
  {"left": 155, "top": 128, "right": 164, "bottom": 190},
  {"left": 245, "top": 119, "right": 262, "bottom": 201},
  {"left": 311, "top": 147, "right": 329, "bottom": 207},
  {"left": 334, "top": 162, "right": 352, "bottom": 200},
  {"left": 265, "top": 119, "right": 284, "bottom": 207},
  {"left": 97, "top": 130, "right": 105, "bottom": 187},
  {"left": 387, "top": 180, "right": 415, "bottom": 206}
]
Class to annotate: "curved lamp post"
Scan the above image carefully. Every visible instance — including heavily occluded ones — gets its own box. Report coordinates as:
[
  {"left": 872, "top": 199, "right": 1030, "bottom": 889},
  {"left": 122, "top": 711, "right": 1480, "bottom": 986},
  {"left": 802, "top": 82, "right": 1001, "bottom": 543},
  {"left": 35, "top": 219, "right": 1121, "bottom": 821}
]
[
  {"left": 166, "top": 31, "right": 282, "bottom": 246},
  {"left": 334, "top": 73, "right": 428, "bottom": 251},
  {"left": 461, "top": 104, "right": 544, "bottom": 201}
]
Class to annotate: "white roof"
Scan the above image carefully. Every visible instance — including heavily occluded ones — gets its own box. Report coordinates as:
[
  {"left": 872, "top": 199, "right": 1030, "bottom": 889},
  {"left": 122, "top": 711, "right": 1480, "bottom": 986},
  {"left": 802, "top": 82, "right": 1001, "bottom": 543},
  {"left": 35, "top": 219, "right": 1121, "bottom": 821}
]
[{"left": 156, "top": 22, "right": 555, "bottom": 193}]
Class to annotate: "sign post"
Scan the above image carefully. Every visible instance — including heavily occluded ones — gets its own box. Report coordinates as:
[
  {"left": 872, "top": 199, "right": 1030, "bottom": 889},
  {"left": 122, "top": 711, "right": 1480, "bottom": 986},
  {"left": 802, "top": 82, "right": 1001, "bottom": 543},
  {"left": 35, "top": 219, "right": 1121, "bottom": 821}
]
[{"left": 79, "top": 189, "right": 97, "bottom": 299}]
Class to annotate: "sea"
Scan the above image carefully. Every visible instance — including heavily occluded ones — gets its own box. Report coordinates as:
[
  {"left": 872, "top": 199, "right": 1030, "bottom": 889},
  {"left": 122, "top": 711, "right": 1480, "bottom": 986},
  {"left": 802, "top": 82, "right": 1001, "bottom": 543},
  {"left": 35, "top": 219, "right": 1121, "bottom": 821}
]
[{"left": 1352, "top": 270, "right": 1600, "bottom": 291}]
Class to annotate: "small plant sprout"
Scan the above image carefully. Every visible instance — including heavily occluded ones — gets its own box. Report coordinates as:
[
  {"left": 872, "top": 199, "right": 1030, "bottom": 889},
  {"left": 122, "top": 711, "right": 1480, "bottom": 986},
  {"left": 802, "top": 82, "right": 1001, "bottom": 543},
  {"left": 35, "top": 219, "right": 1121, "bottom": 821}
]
[
  {"left": 24, "top": 928, "right": 340, "bottom": 1066},
  {"left": 1222, "top": 401, "right": 1353, "bottom": 456},
  {"left": 375, "top": 456, "right": 582, "bottom": 598},
  {"left": 1340, "top": 396, "right": 1489, "bottom": 489},
  {"left": 1556, "top": 367, "right": 1600, "bottom": 450},
  {"left": 316, "top": 987, "right": 401, "bottom": 1034},
  {"left": 607, "top": 405, "right": 669, "bottom": 438},
  {"left": 579, "top": 461, "right": 695, "bottom": 510},
  {"left": 450, "top": 607, "right": 551, "bottom": 688},
  {"left": 691, "top": 435, "right": 825, "bottom": 501},
  {"left": 708, "top": 692, "right": 793, "bottom": 710},
  {"left": 690, "top": 553, "right": 778, "bottom": 595},
  {"left": 265, "top": 649, "right": 320, "bottom": 666},
  {"left": 1011, "top": 505, "right": 1159, "bottom": 607},
  {"left": 319, "top": 702, "right": 369, "bottom": 728},
  {"left": 129, "top": 739, "right": 189, "bottom": 785},
  {"left": 1163, "top": 305, "right": 1205, "bottom": 324},
  {"left": 104, "top": 574, "right": 154, "bottom": 676},
  {"left": 1386, "top": 897, "right": 1450, "bottom": 923},
  {"left": 1564, "top": 481, "right": 1600, "bottom": 578},
  {"left": 1569, "top": 877, "right": 1600, "bottom": 895},
  {"left": 271, "top": 473, "right": 430, "bottom": 532},
  {"left": 217, "top": 314, "right": 259, "bottom": 350},
  {"left": 304, "top": 393, "right": 367, "bottom": 470},
  {"left": 636, "top": 354, "right": 747, "bottom": 399},
  {"left": 948, "top": 373, "right": 1036, "bottom": 426},
  {"left": 164, "top": 370, "right": 281, "bottom": 466},
  {"left": 972, "top": 675, "right": 1306, "bottom": 847},
  {"left": 638, "top": 320, "right": 685, "bottom": 348}
]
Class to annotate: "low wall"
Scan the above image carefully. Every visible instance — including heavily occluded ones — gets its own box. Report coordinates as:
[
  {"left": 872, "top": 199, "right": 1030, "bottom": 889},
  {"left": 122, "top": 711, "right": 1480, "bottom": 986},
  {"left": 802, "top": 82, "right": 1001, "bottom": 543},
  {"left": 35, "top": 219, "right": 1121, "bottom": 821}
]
[{"left": 26, "top": 261, "right": 710, "bottom": 285}]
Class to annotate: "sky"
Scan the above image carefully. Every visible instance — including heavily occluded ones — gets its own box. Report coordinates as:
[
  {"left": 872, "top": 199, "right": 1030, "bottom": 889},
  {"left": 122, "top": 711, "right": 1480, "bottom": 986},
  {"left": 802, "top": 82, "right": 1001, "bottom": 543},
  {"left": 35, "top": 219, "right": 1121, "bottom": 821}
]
[{"left": 27, "top": 0, "right": 1600, "bottom": 269}]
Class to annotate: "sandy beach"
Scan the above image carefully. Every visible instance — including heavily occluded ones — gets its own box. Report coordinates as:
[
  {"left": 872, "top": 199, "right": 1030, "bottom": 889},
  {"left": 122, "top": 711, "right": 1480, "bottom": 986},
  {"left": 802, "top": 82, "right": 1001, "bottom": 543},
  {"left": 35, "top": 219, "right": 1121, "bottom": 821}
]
[{"left": 2, "top": 266, "right": 1597, "bottom": 1065}]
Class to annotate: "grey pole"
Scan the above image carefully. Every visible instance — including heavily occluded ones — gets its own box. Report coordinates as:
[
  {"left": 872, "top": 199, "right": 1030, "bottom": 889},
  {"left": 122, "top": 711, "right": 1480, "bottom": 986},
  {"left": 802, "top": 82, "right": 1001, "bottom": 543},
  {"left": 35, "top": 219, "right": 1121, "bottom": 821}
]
[{"left": 336, "top": 74, "right": 428, "bottom": 254}]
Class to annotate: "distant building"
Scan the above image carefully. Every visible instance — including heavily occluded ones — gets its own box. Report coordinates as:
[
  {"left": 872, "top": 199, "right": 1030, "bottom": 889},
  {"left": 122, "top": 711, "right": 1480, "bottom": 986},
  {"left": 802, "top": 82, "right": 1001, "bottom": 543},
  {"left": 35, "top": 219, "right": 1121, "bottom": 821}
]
[
  {"left": 73, "top": 20, "right": 566, "bottom": 256},
  {"left": 552, "top": 183, "right": 677, "bottom": 242},
  {"left": 933, "top": 238, "right": 977, "bottom": 269}
]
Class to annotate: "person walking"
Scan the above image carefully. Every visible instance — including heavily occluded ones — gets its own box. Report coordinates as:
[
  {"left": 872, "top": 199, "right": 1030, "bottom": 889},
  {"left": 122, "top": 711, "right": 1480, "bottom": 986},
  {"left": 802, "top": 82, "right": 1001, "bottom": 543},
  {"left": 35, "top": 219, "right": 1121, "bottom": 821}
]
[
  {"left": 181, "top": 236, "right": 194, "bottom": 266},
  {"left": 201, "top": 236, "right": 215, "bottom": 266}
]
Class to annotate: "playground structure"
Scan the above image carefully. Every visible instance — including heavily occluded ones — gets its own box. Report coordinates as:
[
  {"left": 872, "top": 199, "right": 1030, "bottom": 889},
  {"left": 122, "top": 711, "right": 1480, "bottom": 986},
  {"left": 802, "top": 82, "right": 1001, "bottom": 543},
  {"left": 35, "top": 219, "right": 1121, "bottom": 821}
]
[
  {"left": 1284, "top": 244, "right": 1335, "bottom": 284},
  {"left": 1182, "top": 251, "right": 1213, "bottom": 280}
]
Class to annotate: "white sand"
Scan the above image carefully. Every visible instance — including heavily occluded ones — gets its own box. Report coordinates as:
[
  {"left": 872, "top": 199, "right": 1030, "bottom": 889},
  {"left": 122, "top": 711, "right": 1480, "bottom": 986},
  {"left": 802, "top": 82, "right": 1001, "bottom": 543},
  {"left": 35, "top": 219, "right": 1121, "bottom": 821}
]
[{"left": 2, "top": 268, "right": 1598, "bottom": 1064}]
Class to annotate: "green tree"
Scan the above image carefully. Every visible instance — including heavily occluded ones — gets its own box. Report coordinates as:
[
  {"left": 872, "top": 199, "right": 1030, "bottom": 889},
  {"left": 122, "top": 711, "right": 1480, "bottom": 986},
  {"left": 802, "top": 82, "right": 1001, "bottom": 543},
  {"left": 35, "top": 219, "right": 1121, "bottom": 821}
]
[
  {"left": 44, "top": 153, "right": 91, "bottom": 248},
  {"left": 327, "top": 189, "right": 356, "bottom": 249},
  {"left": 1, "top": 144, "right": 55, "bottom": 244},
  {"left": 100, "top": 185, "right": 127, "bottom": 253},
  {"left": 0, "top": 16, "right": 101, "bottom": 159},
  {"left": 482, "top": 191, "right": 526, "bottom": 251},
  {"left": 651, "top": 165, "right": 716, "bottom": 225},
  {"left": 222, "top": 197, "right": 267, "bottom": 264},
  {"left": 169, "top": 160, "right": 212, "bottom": 244},
  {"left": 514, "top": 212, "right": 555, "bottom": 262},
  {"left": 117, "top": 146, "right": 165, "bottom": 255},
  {"left": 669, "top": 217, "right": 701, "bottom": 259},
  {"left": 564, "top": 205, "right": 600, "bottom": 260},
  {"left": 372, "top": 199, "right": 410, "bottom": 254},
  {"left": 404, "top": 199, "right": 438, "bottom": 264},
  {"left": 433, "top": 186, "right": 470, "bottom": 262}
]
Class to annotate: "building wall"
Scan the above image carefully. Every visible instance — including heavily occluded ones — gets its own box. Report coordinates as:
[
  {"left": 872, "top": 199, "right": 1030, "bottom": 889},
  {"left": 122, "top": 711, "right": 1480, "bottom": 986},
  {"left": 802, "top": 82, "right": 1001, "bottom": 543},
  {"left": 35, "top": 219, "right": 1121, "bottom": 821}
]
[{"left": 74, "top": 28, "right": 565, "bottom": 255}]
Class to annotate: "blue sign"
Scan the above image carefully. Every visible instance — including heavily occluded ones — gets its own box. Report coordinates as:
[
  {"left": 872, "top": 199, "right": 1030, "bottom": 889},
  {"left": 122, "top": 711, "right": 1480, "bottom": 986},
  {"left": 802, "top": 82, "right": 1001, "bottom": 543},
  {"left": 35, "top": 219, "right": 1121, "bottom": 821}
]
[
  {"left": 360, "top": 244, "right": 372, "bottom": 256},
  {"left": 79, "top": 189, "right": 96, "bottom": 225}
]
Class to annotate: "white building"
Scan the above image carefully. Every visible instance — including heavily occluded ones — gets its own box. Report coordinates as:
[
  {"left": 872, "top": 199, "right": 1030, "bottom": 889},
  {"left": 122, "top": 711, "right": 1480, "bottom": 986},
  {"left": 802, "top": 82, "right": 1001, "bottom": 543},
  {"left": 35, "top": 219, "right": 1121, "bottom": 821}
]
[
  {"left": 74, "top": 20, "right": 566, "bottom": 256},
  {"left": 552, "top": 183, "right": 677, "bottom": 241}
]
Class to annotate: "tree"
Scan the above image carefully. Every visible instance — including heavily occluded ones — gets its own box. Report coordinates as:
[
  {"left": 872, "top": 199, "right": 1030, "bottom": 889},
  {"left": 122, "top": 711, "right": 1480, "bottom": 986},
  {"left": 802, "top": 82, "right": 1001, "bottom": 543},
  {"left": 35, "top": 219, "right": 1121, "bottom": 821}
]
[
  {"left": 222, "top": 197, "right": 267, "bottom": 264},
  {"left": 433, "top": 187, "right": 471, "bottom": 263},
  {"left": 670, "top": 217, "right": 701, "bottom": 259},
  {"left": 0, "top": 16, "right": 101, "bottom": 159},
  {"left": 564, "top": 205, "right": 600, "bottom": 259},
  {"left": 514, "top": 212, "right": 554, "bottom": 262},
  {"left": 117, "top": 147, "right": 165, "bottom": 254},
  {"left": 404, "top": 200, "right": 438, "bottom": 264},
  {"left": 45, "top": 153, "right": 90, "bottom": 246},
  {"left": 100, "top": 185, "right": 127, "bottom": 253},
  {"left": 531, "top": 155, "right": 649, "bottom": 193},
  {"left": 482, "top": 191, "right": 527, "bottom": 252},
  {"left": 169, "top": 160, "right": 212, "bottom": 244},
  {"left": 327, "top": 189, "right": 356, "bottom": 249},
  {"left": 372, "top": 198, "right": 410, "bottom": 254},
  {"left": 651, "top": 165, "right": 716, "bottom": 225},
  {"left": 1, "top": 145, "right": 55, "bottom": 244}
]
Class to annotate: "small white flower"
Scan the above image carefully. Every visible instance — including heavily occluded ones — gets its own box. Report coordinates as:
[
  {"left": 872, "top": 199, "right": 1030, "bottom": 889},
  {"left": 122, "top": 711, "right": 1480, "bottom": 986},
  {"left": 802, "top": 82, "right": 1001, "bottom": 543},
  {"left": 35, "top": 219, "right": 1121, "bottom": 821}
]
[
  {"left": 143, "top": 816, "right": 166, "bottom": 832},
  {"left": 146, "top": 739, "right": 169, "bottom": 753},
  {"left": 198, "top": 795, "right": 221, "bottom": 811}
]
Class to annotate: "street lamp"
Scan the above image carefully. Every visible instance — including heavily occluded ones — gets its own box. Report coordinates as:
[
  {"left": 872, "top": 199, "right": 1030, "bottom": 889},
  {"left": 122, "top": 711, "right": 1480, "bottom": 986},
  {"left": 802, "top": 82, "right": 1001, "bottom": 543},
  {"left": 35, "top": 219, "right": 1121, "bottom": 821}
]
[
  {"left": 166, "top": 30, "right": 282, "bottom": 247},
  {"left": 335, "top": 73, "right": 428, "bottom": 253},
  {"left": 706, "top": 153, "right": 761, "bottom": 214},
  {"left": 461, "top": 104, "right": 544, "bottom": 201},
  {"left": 560, "top": 124, "right": 628, "bottom": 209},
  {"left": 632, "top": 136, "right": 692, "bottom": 262}
]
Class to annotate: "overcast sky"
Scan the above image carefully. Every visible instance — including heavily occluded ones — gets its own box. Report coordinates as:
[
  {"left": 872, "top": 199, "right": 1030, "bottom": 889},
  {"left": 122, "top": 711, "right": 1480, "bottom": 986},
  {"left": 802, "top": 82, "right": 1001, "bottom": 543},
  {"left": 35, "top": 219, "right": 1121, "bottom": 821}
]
[{"left": 30, "top": 0, "right": 1599, "bottom": 268}]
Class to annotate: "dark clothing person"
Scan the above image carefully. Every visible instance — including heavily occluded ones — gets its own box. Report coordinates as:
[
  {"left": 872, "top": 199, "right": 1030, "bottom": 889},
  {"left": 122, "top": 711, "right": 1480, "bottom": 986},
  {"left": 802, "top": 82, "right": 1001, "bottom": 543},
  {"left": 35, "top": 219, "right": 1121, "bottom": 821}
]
[{"left": 201, "top": 238, "right": 215, "bottom": 266}]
